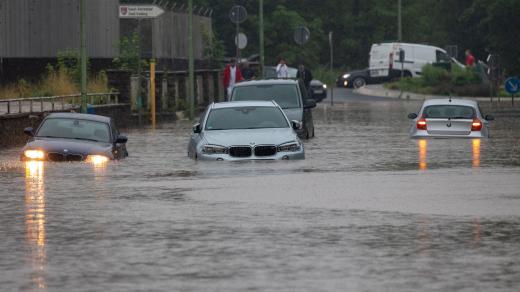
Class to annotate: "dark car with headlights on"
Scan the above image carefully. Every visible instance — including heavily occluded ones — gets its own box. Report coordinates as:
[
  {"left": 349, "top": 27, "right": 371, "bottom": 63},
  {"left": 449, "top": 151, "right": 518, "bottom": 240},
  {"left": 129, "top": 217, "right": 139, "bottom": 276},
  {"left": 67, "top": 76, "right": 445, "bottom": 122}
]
[{"left": 21, "top": 112, "right": 128, "bottom": 163}]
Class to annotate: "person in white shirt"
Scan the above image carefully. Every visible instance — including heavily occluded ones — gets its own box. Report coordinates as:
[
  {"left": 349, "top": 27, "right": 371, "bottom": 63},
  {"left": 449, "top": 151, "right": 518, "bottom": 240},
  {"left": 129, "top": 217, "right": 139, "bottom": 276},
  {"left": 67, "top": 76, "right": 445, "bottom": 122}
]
[{"left": 276, "top": 58, "right": 289, "bottom": 79}]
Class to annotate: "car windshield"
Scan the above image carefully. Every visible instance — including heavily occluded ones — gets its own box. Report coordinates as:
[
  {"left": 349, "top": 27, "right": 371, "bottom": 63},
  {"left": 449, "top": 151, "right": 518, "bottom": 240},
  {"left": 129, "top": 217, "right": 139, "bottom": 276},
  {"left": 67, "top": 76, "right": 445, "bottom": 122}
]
[
  {"left": 422, "top": 105, "right": 475, "bottom": 119},
  {"left": 231, "top": 84, "right": 301, "bottom": 109},
  {"left": 36, "top": 118, "right": 111, "bottom": 143},
  {"left": 205, "top": 106, "right": 289, "bottom": 130},
  {"left": 263, "top": 66, "right": 298, "bottom": 78}
]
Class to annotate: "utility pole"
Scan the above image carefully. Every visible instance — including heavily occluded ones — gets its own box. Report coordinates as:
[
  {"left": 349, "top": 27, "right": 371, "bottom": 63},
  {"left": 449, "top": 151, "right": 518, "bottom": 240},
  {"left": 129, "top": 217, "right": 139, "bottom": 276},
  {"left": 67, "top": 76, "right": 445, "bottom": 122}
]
[
  {"left": 80, "top": 0, "right": 87, "bottom": 113},
  {"left": 329, "top": 31, "right": 334, "bottom": 106},
  {"left": 259, "top": 0, "right": 264, "bottom": 77},
  {"left": 398, "top": 0, "right": 402, "bottom": 42},
  {"left": 188, "top": 0, "right": 195, "bottom": 120}
]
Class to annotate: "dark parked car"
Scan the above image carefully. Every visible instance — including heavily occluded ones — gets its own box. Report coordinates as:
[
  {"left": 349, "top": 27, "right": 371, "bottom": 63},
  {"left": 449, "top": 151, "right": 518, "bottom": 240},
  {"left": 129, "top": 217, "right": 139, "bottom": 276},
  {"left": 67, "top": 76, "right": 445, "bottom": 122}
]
[
  {"left": 263, "top": 66, "right": 327, "bottom": 102},
  {"left": 230, "top": 79, "right": 316, "bottom": 139},
  {"left": 20, "top": 112, "right": 128, "bottom": 163},
  {"left": 336, "top": 68, "right": 401, "bottom": 88}
]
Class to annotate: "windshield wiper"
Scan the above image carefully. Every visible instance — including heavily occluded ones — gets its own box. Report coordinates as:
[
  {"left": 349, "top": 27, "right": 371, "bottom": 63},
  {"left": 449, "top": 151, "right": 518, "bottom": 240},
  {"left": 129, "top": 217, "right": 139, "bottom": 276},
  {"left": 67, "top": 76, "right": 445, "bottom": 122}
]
[{"left": 73, "top": 137, "right": 101, "bottom": 142}]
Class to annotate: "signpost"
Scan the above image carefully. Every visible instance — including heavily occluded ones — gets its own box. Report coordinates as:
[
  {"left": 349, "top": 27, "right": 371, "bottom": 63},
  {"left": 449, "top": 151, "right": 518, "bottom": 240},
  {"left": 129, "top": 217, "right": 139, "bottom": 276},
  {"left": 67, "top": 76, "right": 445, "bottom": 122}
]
[
  {"left": 119, "top": 4, "right": 165, "bottom": 125},
  {"left": 294, "top": 26, "right": 310, "bottom": 46},
  {"left": 235, "top": 32, "right": 248, "bottom": 50},
  {"left": 229, "top": 6, "right": 247, "bottom": 60},
  {"left": 505, "top": 77, "right": 520, "bottom": 106}
]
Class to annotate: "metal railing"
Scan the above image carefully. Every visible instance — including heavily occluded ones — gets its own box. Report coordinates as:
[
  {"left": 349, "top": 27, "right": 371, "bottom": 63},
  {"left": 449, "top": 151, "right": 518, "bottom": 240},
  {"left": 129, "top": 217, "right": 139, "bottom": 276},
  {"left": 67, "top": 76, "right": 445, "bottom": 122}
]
[{"left": 0, "top": 92, "right": 119, "bottom": 115}]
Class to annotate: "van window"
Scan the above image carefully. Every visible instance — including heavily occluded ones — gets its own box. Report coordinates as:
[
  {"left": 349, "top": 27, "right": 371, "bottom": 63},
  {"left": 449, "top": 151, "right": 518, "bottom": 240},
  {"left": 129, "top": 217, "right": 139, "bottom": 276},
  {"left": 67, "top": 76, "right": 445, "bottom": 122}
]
[{"left": 436, "top": 51, "right": 451, "bottom": 63}]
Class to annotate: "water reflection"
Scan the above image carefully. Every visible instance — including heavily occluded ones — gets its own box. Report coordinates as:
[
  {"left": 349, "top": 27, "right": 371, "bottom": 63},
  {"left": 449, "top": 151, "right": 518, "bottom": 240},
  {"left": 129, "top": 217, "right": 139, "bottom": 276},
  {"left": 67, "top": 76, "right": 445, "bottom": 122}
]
[
  {"left": 24, "top": 161, "right": 47, "bottom": 290},
  {"left": 418, "top": 139, "right": 427, "bottom": 170},
  {"left": 472, "top": 139, "right": 481, "bottom": 168}
]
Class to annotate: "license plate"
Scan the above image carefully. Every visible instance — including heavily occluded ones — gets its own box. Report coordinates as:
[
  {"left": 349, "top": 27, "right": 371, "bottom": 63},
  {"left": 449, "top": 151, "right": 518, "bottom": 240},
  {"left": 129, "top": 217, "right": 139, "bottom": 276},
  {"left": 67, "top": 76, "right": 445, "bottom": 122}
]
[{"left": 313, "top": 89, "right": 323, "bottom": 94}]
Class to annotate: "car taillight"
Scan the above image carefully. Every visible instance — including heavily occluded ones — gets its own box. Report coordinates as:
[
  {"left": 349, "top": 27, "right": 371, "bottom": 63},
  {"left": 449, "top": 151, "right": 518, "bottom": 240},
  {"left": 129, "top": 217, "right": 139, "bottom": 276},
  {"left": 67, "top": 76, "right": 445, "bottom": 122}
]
[
  {"left": 471, "top": 118, "right": 482, "bottom": 131},
  {"left": 416, "top": 117, "right": 427, "bottom": 130},
  {"left": 389, "top": 52, "right": 393, "bottom": 70}
]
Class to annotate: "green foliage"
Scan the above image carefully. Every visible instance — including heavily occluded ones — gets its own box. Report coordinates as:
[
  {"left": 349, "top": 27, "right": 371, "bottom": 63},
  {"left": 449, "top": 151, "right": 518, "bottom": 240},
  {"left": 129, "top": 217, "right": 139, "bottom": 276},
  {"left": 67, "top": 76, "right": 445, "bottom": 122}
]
[
  {"left": 113, "top": 32, "right": 147, "bottom": 73},
  {"left": 312, "top": 66, "right": 344, "bottom": 85},
  {"left": 422, "top": 65, "right": 450, "bottom": 86},
  {"left": 201, "top": 23, "right": 225, "bottom": 68},
  {"left": 56, "top": 48, "right": 89, "bottom": 85}
]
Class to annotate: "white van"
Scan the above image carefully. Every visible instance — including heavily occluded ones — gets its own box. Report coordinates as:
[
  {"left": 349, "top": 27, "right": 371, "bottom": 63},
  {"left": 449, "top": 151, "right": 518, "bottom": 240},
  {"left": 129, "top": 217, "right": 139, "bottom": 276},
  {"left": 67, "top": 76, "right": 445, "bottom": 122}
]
[{"left": 368, "top": 42, "right": 464, "bottom": 79}]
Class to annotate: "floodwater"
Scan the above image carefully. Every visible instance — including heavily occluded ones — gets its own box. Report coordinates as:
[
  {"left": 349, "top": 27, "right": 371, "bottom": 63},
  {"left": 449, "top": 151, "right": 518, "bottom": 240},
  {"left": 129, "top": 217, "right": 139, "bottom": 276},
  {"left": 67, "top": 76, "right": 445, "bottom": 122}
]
[{"left": 1, "top": 91, "right": 520, "bottom": 291}]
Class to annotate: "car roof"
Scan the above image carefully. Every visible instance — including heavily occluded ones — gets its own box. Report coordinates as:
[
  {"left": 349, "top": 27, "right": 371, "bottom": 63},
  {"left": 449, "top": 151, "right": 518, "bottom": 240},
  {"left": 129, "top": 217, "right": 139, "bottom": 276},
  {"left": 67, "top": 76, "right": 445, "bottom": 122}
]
[
  {"left": 422, "top": 99, "right": 478, "bottom": 107},
  {"left": 234, "top": 79, "right": 299, "bottom": 87},
  {"left": 211, "top": 101, "right": 278, "bottom": 109},
  {"left": 45, "top": 112, "right": 111, "bottom": 123}
]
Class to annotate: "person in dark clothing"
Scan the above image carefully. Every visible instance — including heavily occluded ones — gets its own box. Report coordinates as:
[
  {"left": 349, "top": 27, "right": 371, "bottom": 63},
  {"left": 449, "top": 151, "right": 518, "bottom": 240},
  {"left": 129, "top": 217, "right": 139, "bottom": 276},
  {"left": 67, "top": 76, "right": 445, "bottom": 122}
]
[
  {"left": 241, "top": 61, "right": 255, "bottom": 80},
  {"left": 297, "top": 64, "right": 313, "bottom": 90}
]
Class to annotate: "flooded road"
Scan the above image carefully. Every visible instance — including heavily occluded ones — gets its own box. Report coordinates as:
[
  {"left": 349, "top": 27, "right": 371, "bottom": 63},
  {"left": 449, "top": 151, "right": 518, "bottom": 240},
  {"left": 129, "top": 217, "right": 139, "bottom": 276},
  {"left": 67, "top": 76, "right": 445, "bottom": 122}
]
[{"left": 1, "top": 89, "right": 520, "bottom": 291}]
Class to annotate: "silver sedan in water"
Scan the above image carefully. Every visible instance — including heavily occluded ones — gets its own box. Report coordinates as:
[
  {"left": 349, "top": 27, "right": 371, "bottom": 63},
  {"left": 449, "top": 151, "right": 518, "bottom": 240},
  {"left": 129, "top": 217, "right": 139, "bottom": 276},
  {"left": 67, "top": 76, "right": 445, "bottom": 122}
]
[
  {"left": 188, "top": 101, "right": 305, "bottom": 161},
  {"left": 407, "top": 99, "right": 494, "bottom": 138}
]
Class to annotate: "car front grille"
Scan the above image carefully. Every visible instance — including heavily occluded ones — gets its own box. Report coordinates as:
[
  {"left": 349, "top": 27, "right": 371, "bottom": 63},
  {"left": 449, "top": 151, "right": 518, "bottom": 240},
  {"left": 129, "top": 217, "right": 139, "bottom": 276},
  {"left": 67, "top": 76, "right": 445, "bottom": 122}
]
[
  {"left": 254, "top": 145, "right": 277, "bottom": 157},
  {"left": 229, "top": 146, "right": 252, "bottom": 158},
  {"left": 48, "top": 152, "right": 85, "bottom": 162}
]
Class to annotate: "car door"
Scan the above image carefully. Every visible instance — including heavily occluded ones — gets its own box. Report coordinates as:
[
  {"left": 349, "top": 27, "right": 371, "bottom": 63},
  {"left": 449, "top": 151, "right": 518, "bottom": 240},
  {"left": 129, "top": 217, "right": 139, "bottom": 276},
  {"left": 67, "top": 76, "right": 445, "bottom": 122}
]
[
  {"left": 110, "top": 119, "right": 127, "bottom": 158},
  {"left": 188, "top": 107, "right": 208, "bottom": 158}
]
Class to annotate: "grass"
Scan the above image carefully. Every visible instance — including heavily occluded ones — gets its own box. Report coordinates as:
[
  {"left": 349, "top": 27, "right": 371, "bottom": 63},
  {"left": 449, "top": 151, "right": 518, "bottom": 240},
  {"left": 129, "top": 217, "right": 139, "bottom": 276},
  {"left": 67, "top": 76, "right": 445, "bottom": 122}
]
[{"left": 0, "top": 69, "right": 110, "bottom": 100}]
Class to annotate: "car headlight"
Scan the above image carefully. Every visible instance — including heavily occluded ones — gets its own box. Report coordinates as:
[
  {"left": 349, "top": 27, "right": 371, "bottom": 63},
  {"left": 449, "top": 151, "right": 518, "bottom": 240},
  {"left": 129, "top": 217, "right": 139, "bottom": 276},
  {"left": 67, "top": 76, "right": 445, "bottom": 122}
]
[
  {"left": 24, "top": 149, "right": 45, "bottom": 160},
  {"left": 342, "top": 74, "right": 350, "bottom": 79},
  {"left": 86, "top": 155, "right": 109, "bottom": 165},
  {"left": 277, "top": 142, "right": 301, "bottom": 152},
  {"left": 202, "top": 144, "right": 228, "bottom": 154},
  {"left": 322, "top": 84, "right": 327, "bottom": 89}
]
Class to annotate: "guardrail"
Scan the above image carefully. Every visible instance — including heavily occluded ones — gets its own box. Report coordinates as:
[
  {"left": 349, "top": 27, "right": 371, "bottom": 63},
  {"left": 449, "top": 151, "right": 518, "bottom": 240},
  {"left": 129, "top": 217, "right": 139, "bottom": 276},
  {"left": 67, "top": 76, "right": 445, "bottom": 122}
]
[{"left": 0, "top": 92, "right": 119, "bottom": 115}]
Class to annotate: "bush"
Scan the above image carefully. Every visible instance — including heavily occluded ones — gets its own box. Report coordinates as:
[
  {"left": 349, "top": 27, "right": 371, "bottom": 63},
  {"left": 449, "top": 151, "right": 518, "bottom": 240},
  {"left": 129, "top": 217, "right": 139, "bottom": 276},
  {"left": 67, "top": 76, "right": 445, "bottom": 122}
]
[
  {"left": 451, "top": 65, "right": 481, "bottom": 86},
  {"left": 421, "top": 64, "right": 450, "bottom": 86},
  {"left": 312, "top": 65, "right": 344, "bottom": 85}
]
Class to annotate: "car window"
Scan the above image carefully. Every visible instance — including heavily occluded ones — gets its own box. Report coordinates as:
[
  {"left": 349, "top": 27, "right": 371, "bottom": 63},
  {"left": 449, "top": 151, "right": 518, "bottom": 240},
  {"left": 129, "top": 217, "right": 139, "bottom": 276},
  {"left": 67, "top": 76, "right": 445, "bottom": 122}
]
[
  {"left": 36, "top": 118, "right": 111, "bottom": 142},
  {"left": 436, "top": 50, "right": 451, "bottom": 63},
  {"left": 205, "top": 106, "right": 289, "bottom": 130},
  {"left": 231, "top": 84, "right": 301, "bottom": 109},
  {"left": 422, "top": 105, "right": 475, "bottom": 119}
]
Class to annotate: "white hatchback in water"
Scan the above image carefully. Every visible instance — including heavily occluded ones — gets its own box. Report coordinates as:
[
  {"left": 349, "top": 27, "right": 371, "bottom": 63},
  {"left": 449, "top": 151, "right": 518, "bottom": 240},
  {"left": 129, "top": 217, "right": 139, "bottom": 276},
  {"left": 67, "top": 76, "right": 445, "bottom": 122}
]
[{"left": 407, "top": 99, "right": 494, "bottom": 138}]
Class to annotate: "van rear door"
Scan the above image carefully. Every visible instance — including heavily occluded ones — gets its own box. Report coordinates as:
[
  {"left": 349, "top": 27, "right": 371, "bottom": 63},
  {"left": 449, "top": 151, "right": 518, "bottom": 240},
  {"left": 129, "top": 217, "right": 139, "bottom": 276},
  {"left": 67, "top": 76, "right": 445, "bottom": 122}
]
[{"left": 369, "top": 43, "right": 392, "bottom": 78}]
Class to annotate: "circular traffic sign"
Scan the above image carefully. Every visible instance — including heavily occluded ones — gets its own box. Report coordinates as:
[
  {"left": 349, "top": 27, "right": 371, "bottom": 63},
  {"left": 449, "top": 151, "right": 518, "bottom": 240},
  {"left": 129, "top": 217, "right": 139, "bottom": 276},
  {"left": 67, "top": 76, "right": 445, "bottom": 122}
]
[
  {"left": 229, "top": 5, "right": 247, "bottom": 24},
  {"left": 294, "top": 26, "right": 310, "bottom": 46},
  {"left": 505, "top": 77, "right": 520, "bottom": 94},
  {"left": 235, "top": 33, "right": 248, "bottom": 49}
]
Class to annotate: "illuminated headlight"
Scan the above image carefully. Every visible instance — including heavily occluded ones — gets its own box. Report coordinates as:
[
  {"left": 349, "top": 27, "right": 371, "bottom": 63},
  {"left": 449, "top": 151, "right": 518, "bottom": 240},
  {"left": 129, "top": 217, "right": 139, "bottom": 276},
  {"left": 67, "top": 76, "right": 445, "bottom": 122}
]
[
  {"left": 342, "top": 74, "right": 350, "bottom": 79},
  {"left": 86, "top": 155, "right": 109, "bottom": 164},
  {"left": 322, "top": 84, "right": 327, "bottom": 89},
  {"left": 24, "top": 149, "right": 45, "bottom": 160},
  {"left": 277, "top": 142, "right": 301, "bottom": 152},
  {"left": 202, "top": 144, "right": 228, "bottom": 154}
]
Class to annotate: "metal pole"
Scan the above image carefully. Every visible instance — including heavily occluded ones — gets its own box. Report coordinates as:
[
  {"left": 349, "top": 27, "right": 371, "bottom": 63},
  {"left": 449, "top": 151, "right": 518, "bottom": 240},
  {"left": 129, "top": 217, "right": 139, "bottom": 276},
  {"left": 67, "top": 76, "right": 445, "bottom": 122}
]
[
  {"left": 80, "top": 0, "right": 87, "bottom": 113},
  {"left": 259, "top": 0, "right": 264, "bottom": 77},
  {"left": 137, "top": 20, "right": 143, "bottom": 126},
  {"left": 329, "top": 31, "right": 334, "bottom": 106},
  {"left": 150, "top": 60, "right": 156, "bottom": 127},
  {"left": 236, "top": 21, "right": 240, "bottom": 61},
  {"left": 398, "top": 0, "right": 402, "bottom": 42},
  {"left": 188, "top": 0, "right": 195, "bottom": 120}
]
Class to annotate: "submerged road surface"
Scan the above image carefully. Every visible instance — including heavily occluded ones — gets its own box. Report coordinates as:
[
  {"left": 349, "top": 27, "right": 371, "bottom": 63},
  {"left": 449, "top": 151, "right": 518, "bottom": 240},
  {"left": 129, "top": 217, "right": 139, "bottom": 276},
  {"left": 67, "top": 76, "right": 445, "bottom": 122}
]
[{"left": 1, "top": 88, "right": 520, "bottom": 291}]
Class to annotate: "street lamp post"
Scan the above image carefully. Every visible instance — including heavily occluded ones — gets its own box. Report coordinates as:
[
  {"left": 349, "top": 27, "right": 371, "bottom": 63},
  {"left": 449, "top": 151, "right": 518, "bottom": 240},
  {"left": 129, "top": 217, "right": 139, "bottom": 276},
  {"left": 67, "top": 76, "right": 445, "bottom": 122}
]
[
  {"left": 188, "top": 0, "right": 195, "bottom": 120},
  {"left": 259, "top": 0, "right": 264, "bottom": 77},
  {"left": 398, "top": 0, "right": 402, "bottom": 42},
  {"left": 80, "top": 0, "right": 87, "bottom": 113}
]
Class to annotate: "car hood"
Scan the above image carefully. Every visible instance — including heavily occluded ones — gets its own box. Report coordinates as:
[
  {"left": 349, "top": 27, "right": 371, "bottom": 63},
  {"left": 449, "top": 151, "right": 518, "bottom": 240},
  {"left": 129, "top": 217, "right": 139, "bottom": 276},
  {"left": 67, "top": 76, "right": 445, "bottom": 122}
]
[
  {"left": 24, "top": 137, "right": 112, "bottom": 156},
  {"left": 281, "top": 108, "right": 303, "bottom": 122},
  {"left": 203, "top": 128, "right": 298, "bottom": 146},
  {"left": 310, "top": 80, "right": 323, "bottom": 86}
]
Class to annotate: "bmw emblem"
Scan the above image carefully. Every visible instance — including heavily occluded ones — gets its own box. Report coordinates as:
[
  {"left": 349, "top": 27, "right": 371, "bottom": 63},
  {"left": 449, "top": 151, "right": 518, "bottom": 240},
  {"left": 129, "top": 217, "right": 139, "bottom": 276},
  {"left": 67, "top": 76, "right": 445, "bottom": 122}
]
[{"left": 64, "top": 149, "right": 69, "bottom": 152}]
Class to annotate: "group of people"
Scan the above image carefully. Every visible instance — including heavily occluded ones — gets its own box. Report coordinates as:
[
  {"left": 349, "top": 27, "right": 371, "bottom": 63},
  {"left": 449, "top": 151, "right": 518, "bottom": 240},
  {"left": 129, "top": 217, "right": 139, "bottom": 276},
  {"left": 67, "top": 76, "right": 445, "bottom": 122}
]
[{"left": 223, "top": 57, "right": 313, "bottom": 98}]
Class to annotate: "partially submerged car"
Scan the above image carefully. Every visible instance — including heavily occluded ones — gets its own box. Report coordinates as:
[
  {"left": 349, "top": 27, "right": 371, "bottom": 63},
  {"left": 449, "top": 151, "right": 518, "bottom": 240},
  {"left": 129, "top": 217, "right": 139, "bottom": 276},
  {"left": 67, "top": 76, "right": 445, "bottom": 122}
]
[
  {"left": 230, "top": 79, "right": 316, "bottom": 139},
  {"left": 263, "top": 65, "right": 327, "bottom": 102},
  {"left": 407, "top": 99, "right": 494, "bottom": 138},
  {"left": 188, "top": 101, "right": 305, "bottom": 161},
  {"left": 21, "top": 112, "right": 128, "bottom": 163}
]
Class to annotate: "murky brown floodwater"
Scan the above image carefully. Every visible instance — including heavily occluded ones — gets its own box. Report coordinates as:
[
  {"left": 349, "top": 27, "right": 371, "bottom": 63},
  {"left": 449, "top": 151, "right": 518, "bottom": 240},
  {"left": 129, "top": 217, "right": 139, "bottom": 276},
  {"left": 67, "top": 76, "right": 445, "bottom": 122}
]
[{"left": 1, "top": 90, "right": 520, "bottom": 291}]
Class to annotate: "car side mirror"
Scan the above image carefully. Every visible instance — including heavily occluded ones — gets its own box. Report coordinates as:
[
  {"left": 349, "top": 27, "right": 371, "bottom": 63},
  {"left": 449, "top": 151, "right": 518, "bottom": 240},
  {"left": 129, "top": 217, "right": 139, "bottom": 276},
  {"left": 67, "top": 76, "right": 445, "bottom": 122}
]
[
  {"left": 24, "top": 127, "right": 34, "bottom": 136},
  {"left": 291, "top": 120, "right": 302, "bottom": 130},
  {"left": 116, "top": 135, "right": 128, "bottom": 144},
  {"left": 304, "top": 99, "right": 316, "bottom": 109},
  {"left": 485, "top": 114, "right": 495, "bottom": 121},
  {"left": 193, "top": 123, "right": 202, "bottom": 134},
  {"left": 407, "top": 113, "right": 418, "bottom": 119}
]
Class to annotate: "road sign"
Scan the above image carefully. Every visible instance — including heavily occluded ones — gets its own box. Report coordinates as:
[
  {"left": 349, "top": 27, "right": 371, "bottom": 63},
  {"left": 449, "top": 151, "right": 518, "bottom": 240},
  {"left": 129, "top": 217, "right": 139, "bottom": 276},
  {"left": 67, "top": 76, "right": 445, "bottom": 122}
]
[
  {"left": 119, "top": 5, "right": 165, "bottom": 19},
  {"left": 505, "top": 77, "right": 520, "bottom": 94},
  {"left": 294, "top": 26, "right": 310, "bottom": 46},
  {"left": 235, "top": 33, "right": 248, "bottom": 49},
  {"left": 229, "top": 5, "right": 247, "bottom": 24}
]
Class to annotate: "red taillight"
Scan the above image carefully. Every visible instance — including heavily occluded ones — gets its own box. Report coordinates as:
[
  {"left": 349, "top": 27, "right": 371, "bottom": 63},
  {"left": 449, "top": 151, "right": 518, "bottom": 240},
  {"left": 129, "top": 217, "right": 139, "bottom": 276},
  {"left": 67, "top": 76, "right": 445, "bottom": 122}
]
[
  {"left": 389, "top": 52, "right": 394, "bottom": 70},
  {"left": 417, "top": 117, "right": 427, "bottom": 130},
  {"left": 471, "top": 118, "right": 482, "bottom": 131}
]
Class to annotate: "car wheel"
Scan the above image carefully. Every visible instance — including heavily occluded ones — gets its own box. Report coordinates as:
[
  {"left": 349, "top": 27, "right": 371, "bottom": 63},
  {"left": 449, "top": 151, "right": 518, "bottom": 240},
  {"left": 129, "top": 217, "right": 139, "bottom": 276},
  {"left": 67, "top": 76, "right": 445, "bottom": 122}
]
[{"left": 352, "top": 77, "right": 366, "bottom": 89}]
